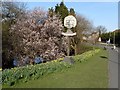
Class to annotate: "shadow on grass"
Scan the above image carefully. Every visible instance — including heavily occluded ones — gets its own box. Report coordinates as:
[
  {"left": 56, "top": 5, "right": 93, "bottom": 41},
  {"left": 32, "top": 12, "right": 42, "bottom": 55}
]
[
  {"left": 100, "top": 56, "right": 120, "bottom": 65},
  {"left": 100, "top": 56, "right": 108, "bottom": 59}
]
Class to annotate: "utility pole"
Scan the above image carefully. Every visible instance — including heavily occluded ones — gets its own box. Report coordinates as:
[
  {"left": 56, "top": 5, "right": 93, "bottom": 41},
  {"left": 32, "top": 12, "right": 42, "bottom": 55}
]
[{"left": 113, "top": 31, "right": 116, "bottom": 49}]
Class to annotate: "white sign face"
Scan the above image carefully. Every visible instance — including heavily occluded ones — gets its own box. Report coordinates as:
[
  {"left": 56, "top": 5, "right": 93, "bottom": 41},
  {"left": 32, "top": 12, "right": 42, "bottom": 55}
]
[{"left": 64, "top": 15, "right": 77, "bottom": 28}]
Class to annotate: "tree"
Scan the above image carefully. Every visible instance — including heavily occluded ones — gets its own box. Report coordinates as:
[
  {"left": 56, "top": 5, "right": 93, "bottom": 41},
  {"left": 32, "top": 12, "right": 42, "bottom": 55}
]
[
  {"left": 55, "top": 1, "right": 69, "bottom": 23},
  {"left": 95, "top": 25, "right": 107, "bottom": 36},
  {"left": 48, "top": 7, "right": 54, "bottom": 17},
  {"left": 100, "top": 29, "right": 120, "bottom": 46},
  {"left": 2, "top": 2, "right": 26, "bottom": 69},
  {"left": 71, "top": 14, "right": 93, "bottom": 55},
  {"left": 100, "top": 33, "right": 109, "bottom": 42},
  {"left": 114, "top": 30, "right": 120, "bottom": 46},
  {"left": 55, "top": 4, "right": 60, "bottom": 14},
  {"left": 69, "top": 8, "right": 75, "bottom": 16},
  {"left": 10, "top": 8, "right": 67, "bottom": 66}
]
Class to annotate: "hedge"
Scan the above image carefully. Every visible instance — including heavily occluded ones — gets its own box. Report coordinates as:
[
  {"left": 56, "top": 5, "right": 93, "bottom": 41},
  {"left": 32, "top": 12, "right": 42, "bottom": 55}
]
[{"left": 73, "top": 49, "right": 100, "bottom": 62}]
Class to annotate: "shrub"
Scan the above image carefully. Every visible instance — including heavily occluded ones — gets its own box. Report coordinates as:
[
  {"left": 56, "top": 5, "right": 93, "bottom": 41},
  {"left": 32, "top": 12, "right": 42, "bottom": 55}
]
[
  {"left": 78, "top": 44, "right": 94, "bottom": 54},
  {"left": 73, "top": 49, "right": 100, "bottom": 62}
]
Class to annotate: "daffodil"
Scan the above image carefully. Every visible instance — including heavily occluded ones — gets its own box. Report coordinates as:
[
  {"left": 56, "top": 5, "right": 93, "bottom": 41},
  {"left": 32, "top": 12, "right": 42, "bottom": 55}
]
[{"left": 0, "top": 68, "right": 2, "bottom": 71}]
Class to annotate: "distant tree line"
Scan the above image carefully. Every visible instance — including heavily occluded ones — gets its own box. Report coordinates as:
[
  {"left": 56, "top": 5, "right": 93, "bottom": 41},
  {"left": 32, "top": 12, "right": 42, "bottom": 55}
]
[{"left": 100, "top": 29, "right": 120, "bottom": 47}]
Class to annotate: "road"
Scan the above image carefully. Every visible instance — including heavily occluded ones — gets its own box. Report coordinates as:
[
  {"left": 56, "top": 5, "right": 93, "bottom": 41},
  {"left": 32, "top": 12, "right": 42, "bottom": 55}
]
[
  {"left": 95, "top": 43, "right": 119, "bottom": 88},
  {"left": 107, "top": 46, "right": 119, "bottom": 88},
  {"left": 86, "top": 43, "right": 119, "bottom": 88},
  {"left": 98, "top": 44, "right": 119, "bottom": 88}
]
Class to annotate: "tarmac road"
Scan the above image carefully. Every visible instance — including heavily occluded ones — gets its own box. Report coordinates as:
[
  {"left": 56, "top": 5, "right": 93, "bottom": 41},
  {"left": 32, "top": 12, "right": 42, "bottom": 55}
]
[
  {"left": 97, "top": 43, "right": 119, "bottom": 88},
  {"left": 107, "top": 46, "right": 119, "bottom": 88},
  {"left": 83, "top": 42, "right": 119, "bottom": 88}
]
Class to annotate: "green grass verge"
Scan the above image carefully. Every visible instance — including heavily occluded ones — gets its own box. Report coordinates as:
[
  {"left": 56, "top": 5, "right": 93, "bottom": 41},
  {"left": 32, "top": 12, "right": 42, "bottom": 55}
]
[
  {"left": 3, "top": 49, "right": 108, "bottom": 88},
  {"left": 2, "top": 49, "right": 99, "bottom": 87}
]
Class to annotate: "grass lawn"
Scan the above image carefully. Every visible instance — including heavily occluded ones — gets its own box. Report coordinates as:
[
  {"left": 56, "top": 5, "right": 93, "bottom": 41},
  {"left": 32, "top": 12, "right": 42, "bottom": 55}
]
[{"left": 3, "top": 49, "right": 108, "bottom": 88}]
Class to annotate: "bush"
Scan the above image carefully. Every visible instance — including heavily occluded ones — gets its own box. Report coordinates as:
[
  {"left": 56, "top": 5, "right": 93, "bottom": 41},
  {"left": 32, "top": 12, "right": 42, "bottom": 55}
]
[
  {"left": 73, "top": 49, "right": 100, "bottom": 62},
  {"left": 78, "top": 44, "right": 94, "bottom": 54}
]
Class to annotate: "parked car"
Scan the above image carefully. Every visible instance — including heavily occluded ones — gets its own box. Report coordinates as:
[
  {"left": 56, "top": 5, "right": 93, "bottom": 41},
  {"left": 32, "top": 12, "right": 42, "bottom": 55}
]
[{"left": 34, "top": 55, "right": 43, "bottom": 64}]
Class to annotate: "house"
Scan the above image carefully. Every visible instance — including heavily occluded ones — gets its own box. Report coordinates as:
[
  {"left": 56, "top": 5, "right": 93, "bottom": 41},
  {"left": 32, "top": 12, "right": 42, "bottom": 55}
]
[{"left": 82, "top": 31, "right": 100, "bottom": 44}]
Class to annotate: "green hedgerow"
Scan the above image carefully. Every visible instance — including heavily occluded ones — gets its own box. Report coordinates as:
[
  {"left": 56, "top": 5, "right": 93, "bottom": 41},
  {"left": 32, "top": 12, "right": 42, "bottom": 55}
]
[{"left": 73, "top": 49, "right": 100, "bottom": 63}]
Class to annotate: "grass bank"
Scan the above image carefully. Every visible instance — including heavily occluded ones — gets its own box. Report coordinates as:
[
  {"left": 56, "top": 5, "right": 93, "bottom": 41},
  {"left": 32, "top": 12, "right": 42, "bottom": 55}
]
[{"left": 3, "top": 49, "right": 108, "bottom": 88}]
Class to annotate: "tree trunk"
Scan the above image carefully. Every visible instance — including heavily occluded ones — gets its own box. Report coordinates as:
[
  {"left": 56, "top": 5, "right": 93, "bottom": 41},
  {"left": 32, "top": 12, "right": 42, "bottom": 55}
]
[{"left": 75, "top": 41, "right": 81, "bottom": 55}]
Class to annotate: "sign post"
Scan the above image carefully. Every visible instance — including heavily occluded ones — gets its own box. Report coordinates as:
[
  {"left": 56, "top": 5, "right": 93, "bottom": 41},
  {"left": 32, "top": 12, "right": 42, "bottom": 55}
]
[
  {"left": 62, "top": 15, "right": 77, "bottom": 56},
  {"left": 67, "top": 36, "right": 70, "bottom": 56}
]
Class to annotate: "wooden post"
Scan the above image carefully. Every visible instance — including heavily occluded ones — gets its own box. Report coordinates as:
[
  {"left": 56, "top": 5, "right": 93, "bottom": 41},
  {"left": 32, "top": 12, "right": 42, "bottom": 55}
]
[{"left": 67, "top": 36, "right": 70, "bottom": 56}]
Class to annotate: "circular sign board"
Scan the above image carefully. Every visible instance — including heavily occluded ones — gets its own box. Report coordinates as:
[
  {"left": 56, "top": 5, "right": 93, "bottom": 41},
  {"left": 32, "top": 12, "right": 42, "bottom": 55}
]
[{"left": 64, "top": 15, "right": 77, "bottom": 29}]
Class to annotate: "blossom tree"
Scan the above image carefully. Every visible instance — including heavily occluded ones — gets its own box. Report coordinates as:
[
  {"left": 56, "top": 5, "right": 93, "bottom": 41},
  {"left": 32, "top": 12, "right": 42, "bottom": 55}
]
[{"left": 10, "top": 7, "right": 67, "bottom": 65}]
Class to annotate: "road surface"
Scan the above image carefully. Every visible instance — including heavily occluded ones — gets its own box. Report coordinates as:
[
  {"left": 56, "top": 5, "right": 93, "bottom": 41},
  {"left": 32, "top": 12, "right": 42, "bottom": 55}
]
[
  {"left": 84, "top": 42, "right": 119, "bottom": 88},
  {"left": 107, "top": 46, "right": 119, "bottom": 88}
]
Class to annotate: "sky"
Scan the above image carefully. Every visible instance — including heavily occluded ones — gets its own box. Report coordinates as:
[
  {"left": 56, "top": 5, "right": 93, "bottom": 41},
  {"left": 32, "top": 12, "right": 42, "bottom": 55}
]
[{"left": 25, "top": 1, "right": 118, "bottom": 32}]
